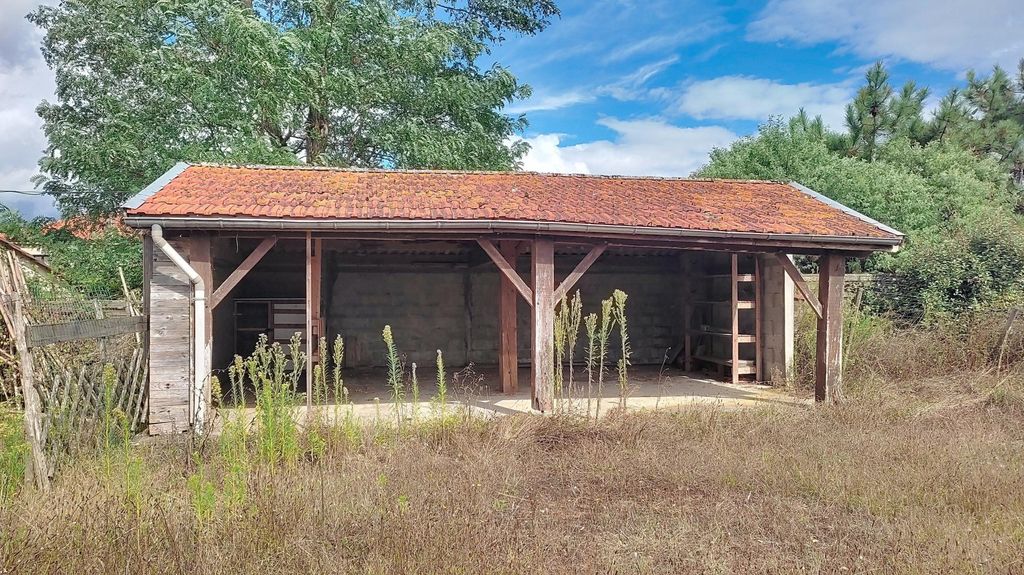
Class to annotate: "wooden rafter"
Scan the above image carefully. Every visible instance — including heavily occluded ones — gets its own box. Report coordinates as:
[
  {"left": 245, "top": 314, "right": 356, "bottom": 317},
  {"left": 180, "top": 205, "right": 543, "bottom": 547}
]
[
  {"left": 552, "top": 243, "right": 607, "bottom": 302},
  {"left": 208, "top": 237, "right": 278, "bottom": 309},
  {"left": 477, "top": 239, "right": 534, "bottom": 305},
  {"left": 774, "top": 253, "right": 822, "bottom": 320}
]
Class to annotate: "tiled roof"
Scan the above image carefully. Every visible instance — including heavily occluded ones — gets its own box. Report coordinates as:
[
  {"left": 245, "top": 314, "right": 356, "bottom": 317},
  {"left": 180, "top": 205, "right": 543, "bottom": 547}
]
[
  {"left": 125, "top": 163, "right": 902, "bottom": 244},
  {"left": 44, "top": 216, "right": 132, "bottom": 240}
]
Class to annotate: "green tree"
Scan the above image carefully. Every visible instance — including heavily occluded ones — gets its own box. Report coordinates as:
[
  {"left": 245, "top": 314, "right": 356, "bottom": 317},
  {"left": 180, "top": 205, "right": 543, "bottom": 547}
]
[
  {"left": 844, "top": 62, "right": 929, "bottom": 160},
  {"left": 955, "top": 64, "right": 1024, "bottom": 188},
  {"left": 698, "top": 119, "right": 1023, "bottom": 319},
  {"left": 29, "top": 0, "right": 558, "bottom": 216},
  {"left": 0, "top": 210, "right": 141, "bottom": 296}
]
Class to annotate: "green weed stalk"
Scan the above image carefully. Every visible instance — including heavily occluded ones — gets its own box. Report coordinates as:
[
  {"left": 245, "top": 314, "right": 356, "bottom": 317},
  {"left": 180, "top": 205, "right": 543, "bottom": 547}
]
[
  {"left": 565, "top": 291, "right": 583, "bottom": 414},
  {"left": 584, "top": 313, "right": 598, "bottom": 421},
  {"left": 382, "top": 325, "right": 404, "bottom": 429},
  {"left": 595, "top": 297, "right": 615, "bottom": 418},
  {"left": 434, "top": 349, "right": 448, "bottom": 420},
  {"left": 612, "top": 290, "right": 631, "bottom": 408}
]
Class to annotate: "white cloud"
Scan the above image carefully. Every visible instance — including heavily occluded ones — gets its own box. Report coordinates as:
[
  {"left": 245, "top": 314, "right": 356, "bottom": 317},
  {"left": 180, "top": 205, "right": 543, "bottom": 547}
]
[
  {"left": 748, "top": 0, "right": 1023, "bottom": 71},
  {"left": 603, "top": 21, "right": 725, "bottom": 63},
  {"left": 506, "top": 91, "right": 595, "bottom": 114},
  {"left": 519, "top": 117, "right": 738, "bottom": 177},
  {"left": 675, "top": 75, "right": 854, "bottom": 128},
  {"left": 509, "top": 56, "right": 680, "bottom": 115},
  {"left": 600, "top": 56, "right": 679, "bottom": 101},
  {"left": 0, "top": 0, "right": 58, "bottom": 218}
]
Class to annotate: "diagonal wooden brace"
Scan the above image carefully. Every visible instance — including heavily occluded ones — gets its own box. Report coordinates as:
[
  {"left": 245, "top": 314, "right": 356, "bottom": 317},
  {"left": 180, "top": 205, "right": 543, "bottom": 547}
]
[
  {"left": 477, "top": 238, "right": 534, "bottom": 305},
  {"left": 553, "top": 243, "right": 606, "bottom": 303},
  {"left": 209, "top": 237, "right": 278, "bottom": 309},
  {"left": 774, "top": 253, "right": 822, "bottom": 320}
]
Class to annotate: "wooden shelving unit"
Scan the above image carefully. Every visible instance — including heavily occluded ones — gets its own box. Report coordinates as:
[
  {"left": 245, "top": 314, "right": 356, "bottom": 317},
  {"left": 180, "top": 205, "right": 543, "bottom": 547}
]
[{"left": 683, "top": 254, "right": 763, "bottom": 384}]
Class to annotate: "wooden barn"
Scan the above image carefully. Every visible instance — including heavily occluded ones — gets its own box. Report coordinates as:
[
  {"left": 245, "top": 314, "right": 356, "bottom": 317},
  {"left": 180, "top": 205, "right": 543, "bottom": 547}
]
[{"left": 122, "top": 163, "right": 903, "bottom": 434}]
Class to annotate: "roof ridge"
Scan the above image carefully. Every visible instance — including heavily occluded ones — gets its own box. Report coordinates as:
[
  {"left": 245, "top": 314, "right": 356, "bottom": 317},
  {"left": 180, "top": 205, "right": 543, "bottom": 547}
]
[{"left": 186, "top": 162, "right": 790, "bottom": 185}]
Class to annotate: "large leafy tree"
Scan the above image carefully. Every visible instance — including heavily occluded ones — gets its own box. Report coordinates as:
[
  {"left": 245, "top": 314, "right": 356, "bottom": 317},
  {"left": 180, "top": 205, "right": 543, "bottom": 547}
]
[
  {"left": 29, "top": 0, "right": 558, "bottom": 215},
  {"left": 698, "top": 117, "right": 1024, "bottom": 319}
]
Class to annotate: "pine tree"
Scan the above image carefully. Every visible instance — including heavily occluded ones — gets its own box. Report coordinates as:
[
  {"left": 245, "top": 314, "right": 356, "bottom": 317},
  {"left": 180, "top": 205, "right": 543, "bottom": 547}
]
[{"left": 844, "top": 62, "right": 929, "bottom": 161}]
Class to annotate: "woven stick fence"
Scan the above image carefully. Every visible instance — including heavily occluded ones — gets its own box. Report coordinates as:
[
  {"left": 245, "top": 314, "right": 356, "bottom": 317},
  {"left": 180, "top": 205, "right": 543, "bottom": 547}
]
[{"left": 0, "top": 250, "right": 146, "bottom": 489}]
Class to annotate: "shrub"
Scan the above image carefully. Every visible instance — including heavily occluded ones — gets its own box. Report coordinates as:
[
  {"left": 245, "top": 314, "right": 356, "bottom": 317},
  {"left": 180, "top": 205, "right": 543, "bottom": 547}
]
[
  {"left": 0, "top": 406, "right": 26, "bottom": 505},
  {"left": 880, "top": 213, "right": 1024, "bottom": 320}
]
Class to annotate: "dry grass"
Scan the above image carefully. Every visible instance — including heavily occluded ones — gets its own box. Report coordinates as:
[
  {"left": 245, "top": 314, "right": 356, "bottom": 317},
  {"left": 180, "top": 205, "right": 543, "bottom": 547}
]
[
  {"left": 2, "top": 369, "right": 1023, "bottom": 574},
  {"left": 3, "top": 313, "right": 1024, "bottom": 574}
]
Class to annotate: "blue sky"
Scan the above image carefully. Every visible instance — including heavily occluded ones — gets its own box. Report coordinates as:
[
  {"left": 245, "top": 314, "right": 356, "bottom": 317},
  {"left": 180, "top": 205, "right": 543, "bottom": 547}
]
[
  {"left": 494, "top": 0, "right": 1020, "bottom": 176},
  {"left": 0, "top": 0, "right": 1019, "bottom": 216}
]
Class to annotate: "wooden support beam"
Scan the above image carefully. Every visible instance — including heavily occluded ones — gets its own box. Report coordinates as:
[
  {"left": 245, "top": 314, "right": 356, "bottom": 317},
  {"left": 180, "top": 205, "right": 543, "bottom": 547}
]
[
  {"left": 477, "top": 239, "right": 533, "bottom": 305},
  {"left": 498, "top": 241, "right": 519, "bottom": 394},
  {"left": 305, "top": 233, "right": 314, "bottom": 410},
  {"left": 531, "top": 238, "right": 555, "bottom": 412},
  {"left": 190, "top": 233, "right": 214, "bottom": 413},
  {"left": 730, "top": 254, "right": 740, "bottom": 385},
  {"left": 815, "top": 254, "right": 845, "bottom": 402},
  {"left": 211, "top": 230, "right": 888, "bottom": 255},
  {"left": 312, "top": 238, "right": 322, "bottom": 343},
  {"left": 774, "top": 253, "right": 822, "bottom": 320},
  {"left": 552, "top": 243, "right": 606, "bottom": 302},
  {"left": 208, "top": 237, "right": 278, "bottom": 309},
  {"left": 754, "top": 256, "right": 763, "bottom": 382},
  {"left": 681, "top": 254, "right": 693, "bottom": 371}
]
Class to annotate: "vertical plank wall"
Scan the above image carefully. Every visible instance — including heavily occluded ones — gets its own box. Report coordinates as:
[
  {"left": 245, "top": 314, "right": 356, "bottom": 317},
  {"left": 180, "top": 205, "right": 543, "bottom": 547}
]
[{"left": 148, "top": 236, "right": 192, "bottom": 434}]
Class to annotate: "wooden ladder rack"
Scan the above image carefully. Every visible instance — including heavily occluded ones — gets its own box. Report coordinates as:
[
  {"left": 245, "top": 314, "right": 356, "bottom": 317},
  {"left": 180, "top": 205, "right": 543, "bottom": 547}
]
[{"left": 684, "top": 253, "right": 763, "bottom": 384}]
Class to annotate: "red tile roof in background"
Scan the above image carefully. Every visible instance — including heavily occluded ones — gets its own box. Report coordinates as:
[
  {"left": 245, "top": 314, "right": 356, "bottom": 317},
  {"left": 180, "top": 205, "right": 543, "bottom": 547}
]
[
  {"left": 125, "top": 164, "right": 901, "bottom": 242},
  {"left": 44, "top": 216, "right": 132, "bottom": 240}
]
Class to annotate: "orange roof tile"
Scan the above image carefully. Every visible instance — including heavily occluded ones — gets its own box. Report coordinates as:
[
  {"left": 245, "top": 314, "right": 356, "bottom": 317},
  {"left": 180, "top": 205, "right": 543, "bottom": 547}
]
[{"left": 124, "top": 164, "right": 902, "bottom": 246}]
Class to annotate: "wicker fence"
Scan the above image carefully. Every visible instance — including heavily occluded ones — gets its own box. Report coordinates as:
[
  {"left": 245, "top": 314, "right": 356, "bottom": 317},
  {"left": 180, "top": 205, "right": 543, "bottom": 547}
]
[{"left": 0, "top": 251, "right": 146, "bottom": 490}]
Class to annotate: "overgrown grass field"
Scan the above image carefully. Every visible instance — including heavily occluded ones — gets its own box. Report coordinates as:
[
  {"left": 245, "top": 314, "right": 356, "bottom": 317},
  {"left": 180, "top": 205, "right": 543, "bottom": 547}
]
[{"left": 2, "top": 314, "right": 1024, "bottom": 574}]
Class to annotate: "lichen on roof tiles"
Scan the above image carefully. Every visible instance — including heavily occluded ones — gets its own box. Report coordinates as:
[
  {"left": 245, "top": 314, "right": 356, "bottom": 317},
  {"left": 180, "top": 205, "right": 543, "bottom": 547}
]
[{"left": 126, "top": 164, "right": 901, "bottom": 241}]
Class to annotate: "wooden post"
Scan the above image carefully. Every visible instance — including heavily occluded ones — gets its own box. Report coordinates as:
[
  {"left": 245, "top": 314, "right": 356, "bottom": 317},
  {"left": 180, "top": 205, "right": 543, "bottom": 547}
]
[
  {"left": 730, "top": 253, "right": 740, "bottom": 385},
  {"left": 754, "top": 256, "right": 763, "bottom": 382},
  {"left": 305, "top": 234, "right": 314, "bottom": 410},
  {"left": 680, "top": 254, "right": 693, "bottom": 371},
  {"left": 498, "top": 241, "right": 519, "bottom": 394},
  {"left": 531, "top": 238, "right": 555, "bottom": 412},
  {"left": 190, "top": 233, "right": 214, "bottom": 412},
  {"left": 14, "top": 297, "right": 49, "bottom": 490},
  {"left": 312, "top": 238, "right": 322, "bottom": 344},
  {"left": 815, "top": 253, "right": 845, "bottom": 402}
]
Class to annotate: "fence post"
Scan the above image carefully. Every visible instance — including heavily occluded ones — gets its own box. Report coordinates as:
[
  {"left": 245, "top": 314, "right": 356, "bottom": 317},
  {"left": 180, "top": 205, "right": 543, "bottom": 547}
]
[{"left": 13, "top": 295, "right": 50, "bottom": 490}]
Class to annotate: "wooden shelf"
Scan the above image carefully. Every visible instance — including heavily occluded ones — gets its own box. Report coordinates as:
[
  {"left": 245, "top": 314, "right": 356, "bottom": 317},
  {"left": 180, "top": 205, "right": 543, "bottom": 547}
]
[
  {"left": 693, "top": 354, "right": 757, "bottom": 375},
  {"left": 697, "top": 274, "right": 755, "bottom": 281},
  {"left": 683, "top": 253, "right": 762, "bottom": 384},
  {"left": 687, "top": 329, "right": 756, "bottom": 343},
  {"left": 692, "top": 300, "right": 755, "bottom": 309}
]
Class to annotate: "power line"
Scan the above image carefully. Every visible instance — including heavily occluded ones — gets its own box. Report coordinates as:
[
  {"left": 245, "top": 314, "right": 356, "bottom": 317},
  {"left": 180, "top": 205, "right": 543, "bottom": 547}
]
[
  {"left": 0, "top": 190, "right": 50, "bottom": 196},
  {"left": 0, "top": 189, "right": 134, "bottom": 197}
]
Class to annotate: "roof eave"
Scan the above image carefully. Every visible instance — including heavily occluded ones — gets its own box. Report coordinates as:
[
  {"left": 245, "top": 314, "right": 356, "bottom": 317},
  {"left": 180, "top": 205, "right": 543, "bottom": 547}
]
[
  {"left": 789, "top": 181, "right": 905, "bottom": 238},
  {"left": 121, "top": 215, "right": 903, "bottom": 252}
]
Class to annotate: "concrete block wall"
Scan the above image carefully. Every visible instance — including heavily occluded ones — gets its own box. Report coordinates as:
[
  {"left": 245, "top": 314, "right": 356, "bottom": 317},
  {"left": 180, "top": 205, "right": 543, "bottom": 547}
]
[
  {"left": 323, "top": 253, "right": 682, "bottom": 368},
  {"left": 203, "top": 245, "right": 791, "bottom": 383},
  {"left": 758, "top": 254, "right": 795, "bottom": 383},
  {"left": 326, "top": 270, "right": 469, "bottom": 367}
]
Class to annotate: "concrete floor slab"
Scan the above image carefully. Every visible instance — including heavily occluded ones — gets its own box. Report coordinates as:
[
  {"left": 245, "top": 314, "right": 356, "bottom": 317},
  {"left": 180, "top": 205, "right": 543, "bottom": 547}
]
[{"left": 220, "top": 365, "right": 805, "bottom": 427}]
